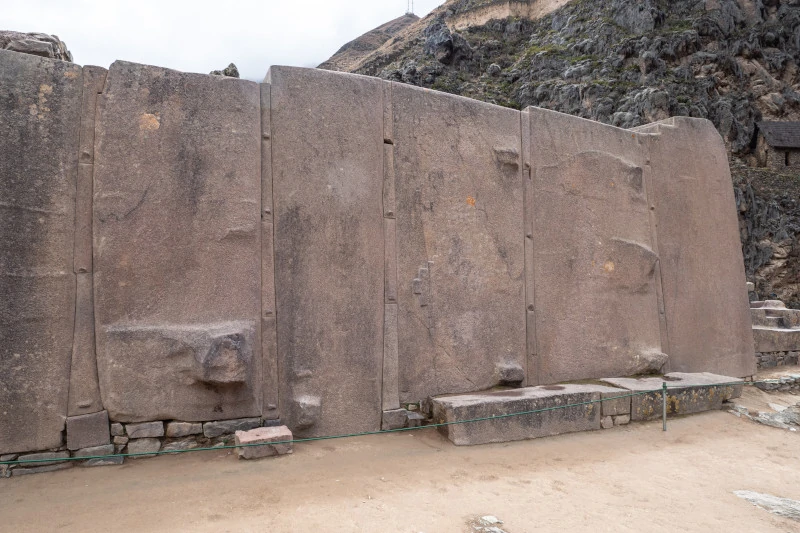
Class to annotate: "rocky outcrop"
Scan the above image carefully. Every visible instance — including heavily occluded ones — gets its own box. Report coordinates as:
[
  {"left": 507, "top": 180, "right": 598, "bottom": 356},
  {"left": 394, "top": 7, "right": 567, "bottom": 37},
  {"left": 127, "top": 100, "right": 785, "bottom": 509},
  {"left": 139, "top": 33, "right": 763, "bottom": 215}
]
[
  {"left": 319, "top": 13, "right": 419, "bottom": 72},
  {"left": 0, "top": 31, "right": 72, "bottom": 61},
  {"left": 210, "top": 63, "right": 240, "bottom": 78}
]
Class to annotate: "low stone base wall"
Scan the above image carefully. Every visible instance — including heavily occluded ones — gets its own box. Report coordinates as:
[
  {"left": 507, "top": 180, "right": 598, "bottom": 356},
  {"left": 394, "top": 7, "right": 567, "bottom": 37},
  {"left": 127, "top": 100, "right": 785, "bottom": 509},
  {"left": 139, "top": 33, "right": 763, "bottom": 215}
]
[
  {"left": 756, "top": 351, "right": 800, "bottom": 369},
  {"left": 1, "top": 417, "right": 282, "bottom": 478},
  {"left": 754, "top": 374, "right": 800, "bottom": 392}
]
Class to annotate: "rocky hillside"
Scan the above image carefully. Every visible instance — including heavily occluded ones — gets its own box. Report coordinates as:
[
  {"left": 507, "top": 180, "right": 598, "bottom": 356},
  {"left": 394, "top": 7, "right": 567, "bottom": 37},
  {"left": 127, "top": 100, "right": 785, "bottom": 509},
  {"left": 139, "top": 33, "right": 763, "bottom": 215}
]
[
  {"left": 319, "top": 13, "right": 419, "bottom": 72},
  {"left": 321, "top": 0, "right": 800, "bottom": 307}
]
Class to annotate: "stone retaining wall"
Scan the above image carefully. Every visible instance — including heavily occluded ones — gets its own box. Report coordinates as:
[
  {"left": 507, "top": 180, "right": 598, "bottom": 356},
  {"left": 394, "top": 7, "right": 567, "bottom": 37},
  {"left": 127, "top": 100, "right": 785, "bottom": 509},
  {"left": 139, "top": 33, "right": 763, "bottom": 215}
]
[{"left": 0, "top": 48, "right": 755, "bottom": 465}]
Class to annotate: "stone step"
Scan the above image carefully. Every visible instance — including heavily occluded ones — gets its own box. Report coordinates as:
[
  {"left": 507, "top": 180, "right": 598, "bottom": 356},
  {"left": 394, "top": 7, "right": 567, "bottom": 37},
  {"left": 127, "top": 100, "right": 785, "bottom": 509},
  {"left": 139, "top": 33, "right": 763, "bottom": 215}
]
[
  {"left": 431, "top": 384, "right": 630, "bottom": 446},
  {"left": 753, "top": 326, "right": 800, "bottom": 352},
  {"left": 600, "top": 372, "right": 743, "bottom": 421}
]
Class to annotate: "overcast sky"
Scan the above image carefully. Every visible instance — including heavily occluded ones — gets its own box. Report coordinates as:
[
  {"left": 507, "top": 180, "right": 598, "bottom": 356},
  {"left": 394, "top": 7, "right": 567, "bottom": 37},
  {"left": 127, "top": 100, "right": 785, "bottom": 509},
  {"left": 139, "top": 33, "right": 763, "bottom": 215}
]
[{"left": 4, "top": 0, "right": 444, "bottom": 80}]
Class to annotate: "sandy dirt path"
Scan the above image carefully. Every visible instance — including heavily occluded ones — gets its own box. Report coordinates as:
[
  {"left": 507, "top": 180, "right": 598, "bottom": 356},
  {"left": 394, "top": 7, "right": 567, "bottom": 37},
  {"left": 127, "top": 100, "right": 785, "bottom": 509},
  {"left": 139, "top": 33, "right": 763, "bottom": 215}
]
[{"left": 1, "top": 408, "right": 798, "bottom": 532}]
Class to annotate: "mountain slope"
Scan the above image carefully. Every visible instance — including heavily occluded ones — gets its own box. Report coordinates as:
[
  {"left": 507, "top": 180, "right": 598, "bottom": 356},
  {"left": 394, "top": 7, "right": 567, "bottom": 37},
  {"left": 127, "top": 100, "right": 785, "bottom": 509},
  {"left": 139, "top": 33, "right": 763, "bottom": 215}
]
[
  {"left": 319, "top": 13, "right": 419, "bottom": 72},
  {"left": 324, "top": 0, "right": 800, "bottom": 307}
]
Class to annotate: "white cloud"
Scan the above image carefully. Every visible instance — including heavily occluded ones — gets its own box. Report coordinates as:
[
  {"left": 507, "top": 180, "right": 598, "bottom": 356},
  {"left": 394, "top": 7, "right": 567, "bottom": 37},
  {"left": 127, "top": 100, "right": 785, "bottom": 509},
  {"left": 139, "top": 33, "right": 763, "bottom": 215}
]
[{"left": 3, "top": 0, "right": 444, "bottom": 79}]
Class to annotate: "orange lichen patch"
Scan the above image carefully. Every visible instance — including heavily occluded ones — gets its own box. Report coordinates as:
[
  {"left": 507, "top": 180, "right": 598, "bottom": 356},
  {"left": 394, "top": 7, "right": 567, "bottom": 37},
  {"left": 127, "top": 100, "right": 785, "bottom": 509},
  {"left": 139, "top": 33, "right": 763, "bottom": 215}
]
[
  {"left": 466, "top": 196, "right": 476, "bottom": 207},
  {"left": 603, "top": 261, "right": 615, "bottom": 273},
  {"left": 139, "top": 113, "right": 161, "bottom": 131}
]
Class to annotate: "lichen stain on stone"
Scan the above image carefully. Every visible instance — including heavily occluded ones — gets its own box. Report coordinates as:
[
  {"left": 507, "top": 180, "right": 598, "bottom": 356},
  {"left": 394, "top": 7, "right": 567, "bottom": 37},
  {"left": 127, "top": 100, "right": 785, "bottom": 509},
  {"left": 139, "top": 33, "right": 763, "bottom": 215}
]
[
  {"left": 28, "top": 84, "right": 53, "bottom": 119},
  {"left": 63, "top": 71, "right": 79, "bottom": 79},
  {"left": 139, "top": 113, "right": 161, "bottom": 131},
  {"left": 466, "top": 196, "right": 476, "bottom": 207},
  {"left": 603, "top": 261, "right": 615, "bottom": 273}
]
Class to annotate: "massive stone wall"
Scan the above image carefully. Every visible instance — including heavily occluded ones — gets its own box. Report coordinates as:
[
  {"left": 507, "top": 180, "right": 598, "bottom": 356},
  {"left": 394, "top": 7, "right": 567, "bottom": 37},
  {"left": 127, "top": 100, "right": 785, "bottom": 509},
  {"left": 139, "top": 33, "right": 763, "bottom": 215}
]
[{"left": 0, "top": 50, "right": 754, "bottom": 455}]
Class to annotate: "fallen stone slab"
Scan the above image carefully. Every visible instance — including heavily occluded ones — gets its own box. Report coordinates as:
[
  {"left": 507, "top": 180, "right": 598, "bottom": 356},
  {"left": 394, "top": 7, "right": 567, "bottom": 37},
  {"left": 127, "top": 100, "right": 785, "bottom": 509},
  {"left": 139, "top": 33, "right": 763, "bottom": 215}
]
[
  {"left": 16, "top": 451, "right": 70, "bottom": 467},
  {"left": 235, "top": 426, "right": 293, "bottom": 460},
  {"left": 381, "top": 409, "right": 409, "bottom": 430},
  {"left": 601, "top": 372, "right": 743, "bottom": 421},
  {"left": 431, "top": 384, "right": 627, "bottom": 446},
  {"left": 125, "top": 421, "right": 164, "bottom": 439},
  {"left": 12, "top": 462, "right": 73, "bottom": 476},
  {"left": 203, "top": 418, "right": 261, "bottom": 438},
  {"left": 734, "top": 490, "right": 800, "bottom": 522}
]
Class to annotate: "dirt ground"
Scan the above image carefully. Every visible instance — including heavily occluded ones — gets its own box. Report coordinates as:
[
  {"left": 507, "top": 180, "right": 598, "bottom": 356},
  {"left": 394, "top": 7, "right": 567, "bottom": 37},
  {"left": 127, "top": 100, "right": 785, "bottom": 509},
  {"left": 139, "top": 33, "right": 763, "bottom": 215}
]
[{"left": 1, "top": 399, "right": 799, "bottom": 533}]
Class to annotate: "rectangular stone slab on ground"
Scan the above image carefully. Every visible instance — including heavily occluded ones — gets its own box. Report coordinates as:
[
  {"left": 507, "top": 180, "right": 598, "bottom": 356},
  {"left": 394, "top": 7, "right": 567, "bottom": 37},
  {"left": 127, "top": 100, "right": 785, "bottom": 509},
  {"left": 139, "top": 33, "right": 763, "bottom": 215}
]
[
  {"left": 431, "top": 384, "right": 627, "bottom": 446},
  {"left": 601, "top": 372, "right": 744, "bottom": 421},
  {"left": 0, "top": 50, "right": 82, "bottom": 454},
  {"left": 235, "top": 426, "right": 293, "bottom": 459},
  {"left": 92, "top": 61, "right": 262, "bottom": 423}
]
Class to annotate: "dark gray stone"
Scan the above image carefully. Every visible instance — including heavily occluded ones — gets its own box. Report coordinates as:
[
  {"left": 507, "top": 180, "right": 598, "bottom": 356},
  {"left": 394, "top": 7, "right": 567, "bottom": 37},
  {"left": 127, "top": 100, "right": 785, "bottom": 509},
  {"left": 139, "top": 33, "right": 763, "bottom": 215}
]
[
  {"left": 125, "top": 421, "right": 164, "bottom": 439},
  {"left": 110, "top": 423, "right": 124, "bottom": 437},
  {"left": 72, "top": 444, "right": 114, "bottom": 459},
  {"left": 382, "top": 409, "right": 408, "bottom": 430},
  {"left": 66, "top": 411, "right": 110, "bottom": 451},
  {"left": 16, "top": 451, "right": 70, "bottom": 467},
  {"left": 12, "top": 463, "right": 73, "bottom": 476},
  {"left": 0, "top": 50, "right": 82, "bottom": 454},
  {"left": 203, "top": 417, "right": 261, "bottom": 438}
]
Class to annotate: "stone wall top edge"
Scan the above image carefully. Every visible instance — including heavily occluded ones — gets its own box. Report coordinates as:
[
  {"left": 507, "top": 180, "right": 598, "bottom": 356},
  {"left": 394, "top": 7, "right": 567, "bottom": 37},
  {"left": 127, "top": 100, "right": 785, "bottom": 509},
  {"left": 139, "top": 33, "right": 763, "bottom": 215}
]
[
  {"left": 0, "top": 47, "right": 81, "bottom": 70},
  {"left": 107, "top": 59, "right": 258, "bottom": 88}
]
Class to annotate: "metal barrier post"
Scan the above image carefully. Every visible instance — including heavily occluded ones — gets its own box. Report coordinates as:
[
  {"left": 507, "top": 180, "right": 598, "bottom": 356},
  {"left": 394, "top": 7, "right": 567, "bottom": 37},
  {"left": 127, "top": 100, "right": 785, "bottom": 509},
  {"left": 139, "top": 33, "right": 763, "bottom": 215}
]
[{"left": 662, "top": 381, "right": 668, "bottom": 432}]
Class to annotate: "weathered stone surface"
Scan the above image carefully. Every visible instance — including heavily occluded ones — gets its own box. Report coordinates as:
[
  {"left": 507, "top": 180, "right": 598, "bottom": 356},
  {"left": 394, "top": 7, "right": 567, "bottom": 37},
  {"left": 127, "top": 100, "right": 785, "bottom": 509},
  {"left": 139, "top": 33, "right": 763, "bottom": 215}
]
[
  {"left": 268, "top": 66, "right": 383, "bottom": 437},
  {"left": 527, "top": 108, "right": 663, "bottom": 384},
  {"left": 12, "top": 463, "right": 73, "bottom": 476},
  {"left": 110, "top": 423, "right": 124, "bottom": 437},
  {"left": 235, "top": 425, "right": 293, "bottom": 459},
  {"left": 601, "top": 372, "right": 743, "bottom": 421},
  {"left": 161, "top": 438, "right": 201, "bottom": 452},
  {"left": 126, "top": 438, "right": 161, "bottom": 457},
  {"left": 643, "top": 117, "right": 755, "bottom": 377},
  {"left": 752, "top": 327, "right": 800, "bottom": 353},
  {"left": 203, "top": 417, "right": 261, "bottom": 438},
  {"left": 614, "top": 414, "right": 631, "bottom": 426},
  {"left": 93, "top": 61, "right": 262, "bottom": 423},
  {"left": 67, "top": 274, "right": 103, "bottom": 415},
  {"left": 125, "top": 421, "right": 164, "bottom": 439},
  {"left": 113, "top": 436, "right": 128, "bottom": 446},
  {"left": 72, "top": 444, "right": 114, "bottom": 459},
  {"left": 601, "top": 416, "right": 614, "bottom": 429},
  {"left": 16, "top": 451, "right": 69, "bottom": 467},
  {"left": 0, "top": 32, "right": 72, "bottom": 62},
  {"left": 66, "top": 411, "right": 110, "bottom": 451},
  {"left": 0, "top": 51, "right": 82, "bottom": 454},
  {"left": 600, "top": 390, "right": 632, "bottom": 417},
  {"left": 393, "top": 83, "right": 526, "bottom": 400},
  {"left": 407, "top": 412, "right": 426, "bottom": 428},
  {"left": 165, "top": 422, "right": 203, "bottom": 438},
  {"left": 381, "top": 409, "right": 409, "bottom": 430},
  {"left": 84, "top": 456, "right": 123, "bottom": 467},
  {"left": 432, "top": 384, "right": 623, "bottom": 446}
]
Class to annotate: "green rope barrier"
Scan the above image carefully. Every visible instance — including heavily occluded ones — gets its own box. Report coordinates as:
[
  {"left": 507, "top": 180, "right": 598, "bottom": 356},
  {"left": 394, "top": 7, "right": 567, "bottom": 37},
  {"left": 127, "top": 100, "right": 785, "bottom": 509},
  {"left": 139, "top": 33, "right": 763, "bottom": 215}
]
[{"left": 0, "top": 380, "right": 759, "bottom": 467}]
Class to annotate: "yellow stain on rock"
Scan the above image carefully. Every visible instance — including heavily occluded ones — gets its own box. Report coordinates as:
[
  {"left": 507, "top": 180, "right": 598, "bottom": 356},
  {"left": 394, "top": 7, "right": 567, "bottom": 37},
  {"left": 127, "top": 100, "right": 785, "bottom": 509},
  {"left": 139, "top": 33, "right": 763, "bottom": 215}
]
[
  {"left": 603, "top": 261, "right": 615, "bottom": 273},
  {"left": 466, "top": 196, "right": 476, "bottom": 207},
  {"left": 63, "top": 71, "right": 79, "bottom": 79},
  {"left": 139, "top": 113, "right": 161, "bottom": 131}
]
